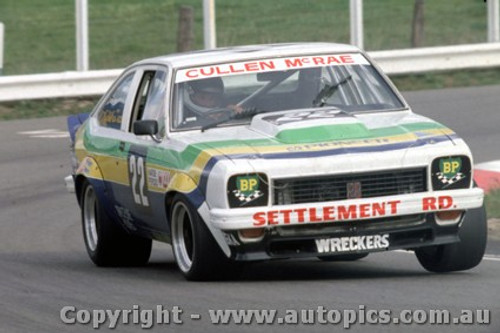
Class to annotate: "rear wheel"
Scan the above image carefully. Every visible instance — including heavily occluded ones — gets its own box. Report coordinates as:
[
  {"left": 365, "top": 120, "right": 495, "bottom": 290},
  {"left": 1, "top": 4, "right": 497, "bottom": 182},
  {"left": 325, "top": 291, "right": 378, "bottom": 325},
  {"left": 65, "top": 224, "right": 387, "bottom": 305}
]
[
  {"left": 415, "top": 204, "right": 487, "bottom": 273},
  {"left": 81, "top": 180, "right": 152, "bottom": 266},
  {"left": 318, "top": 253, "right": 369, "bottom": 262},
  {"left": 170, "top": 194, "right": 241, "bottom": 280}
]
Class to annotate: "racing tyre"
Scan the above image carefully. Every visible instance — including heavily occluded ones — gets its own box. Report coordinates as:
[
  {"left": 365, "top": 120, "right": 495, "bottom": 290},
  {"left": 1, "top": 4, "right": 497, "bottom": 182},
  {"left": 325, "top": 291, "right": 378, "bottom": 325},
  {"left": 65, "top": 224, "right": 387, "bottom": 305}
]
[
  {"left": 318, "top": 253, "right": 369, "bottom": 262},
  {"left": 170, "top": 194, "right": 241, "bottom": 281},
  {"left": 81, "top": 180, "right": 152, "bottom": 267},
  {"left": 415, "top": 204, "right": 487, "bottom": 273}
]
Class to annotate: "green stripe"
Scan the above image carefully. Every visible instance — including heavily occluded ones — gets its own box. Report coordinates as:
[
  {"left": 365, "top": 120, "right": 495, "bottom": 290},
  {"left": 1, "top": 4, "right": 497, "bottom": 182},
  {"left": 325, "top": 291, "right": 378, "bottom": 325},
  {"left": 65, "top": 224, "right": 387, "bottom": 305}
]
[
  {"left": 275, "top": 122, "right": 446, "bottom": 144},
  {"left": 84, "top": 121, "right": 448, "bottom": 171}
]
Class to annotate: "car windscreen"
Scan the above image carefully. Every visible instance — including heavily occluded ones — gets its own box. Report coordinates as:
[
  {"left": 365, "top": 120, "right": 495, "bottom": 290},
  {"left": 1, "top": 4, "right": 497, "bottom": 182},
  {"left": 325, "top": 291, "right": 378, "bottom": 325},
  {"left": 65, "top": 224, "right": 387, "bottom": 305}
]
[{"left": 171, "top": 53, "right": 405, "bottom": 131}]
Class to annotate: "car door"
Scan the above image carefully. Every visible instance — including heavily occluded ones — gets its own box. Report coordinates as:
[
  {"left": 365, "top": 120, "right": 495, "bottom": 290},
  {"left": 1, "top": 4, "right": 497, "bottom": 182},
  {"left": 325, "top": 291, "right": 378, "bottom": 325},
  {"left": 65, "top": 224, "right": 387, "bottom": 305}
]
[
  {"left": 87, "top": 69, "right": 141, "bottom": 232},
  {"left": 113, "top": 66, "right": 171, "bottom": 236}
]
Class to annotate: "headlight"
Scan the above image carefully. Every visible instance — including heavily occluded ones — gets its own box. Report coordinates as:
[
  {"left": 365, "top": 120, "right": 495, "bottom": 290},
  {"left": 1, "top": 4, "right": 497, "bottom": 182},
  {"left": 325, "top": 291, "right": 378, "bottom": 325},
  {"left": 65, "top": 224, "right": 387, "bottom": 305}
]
[
  {"left": 227, "top": 173, "right": 269, "bottom": 208},
  {"left": 431, "top": 155, "right": 471, "bottom": 190}
]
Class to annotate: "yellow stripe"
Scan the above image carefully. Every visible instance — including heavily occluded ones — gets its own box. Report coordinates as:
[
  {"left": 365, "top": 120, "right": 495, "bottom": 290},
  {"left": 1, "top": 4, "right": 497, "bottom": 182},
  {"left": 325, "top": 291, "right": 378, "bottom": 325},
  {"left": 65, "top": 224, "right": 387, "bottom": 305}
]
[
  {"left": 193, "top": 128, "right": 454, "bottom": 160},
  {"left": 75, "top": 128, "right": 454, "bottom": 193}
]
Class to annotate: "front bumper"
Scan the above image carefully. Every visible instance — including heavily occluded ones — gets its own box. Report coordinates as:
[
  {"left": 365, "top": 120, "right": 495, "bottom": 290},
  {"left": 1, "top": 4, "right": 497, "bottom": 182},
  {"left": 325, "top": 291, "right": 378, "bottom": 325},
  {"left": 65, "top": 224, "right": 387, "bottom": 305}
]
[
  {"left": 208, "top": 188, "right": 484, "bottom": 261},
  {"left": 210, "top": 188, "right": 484, "bottom": 230},
  {"left": 225, "top": 212, "right": 465, "bottom": 261}
]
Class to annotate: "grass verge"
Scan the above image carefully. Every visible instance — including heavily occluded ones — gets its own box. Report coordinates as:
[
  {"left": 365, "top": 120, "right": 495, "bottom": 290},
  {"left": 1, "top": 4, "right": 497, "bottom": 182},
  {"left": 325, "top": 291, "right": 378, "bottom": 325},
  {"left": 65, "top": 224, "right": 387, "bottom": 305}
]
[
  {"left": 0, "top": 0, "right": 491, "bottom": 75},
  {"left": 486, "top": 190, "right": 500, "bottom": 219}
]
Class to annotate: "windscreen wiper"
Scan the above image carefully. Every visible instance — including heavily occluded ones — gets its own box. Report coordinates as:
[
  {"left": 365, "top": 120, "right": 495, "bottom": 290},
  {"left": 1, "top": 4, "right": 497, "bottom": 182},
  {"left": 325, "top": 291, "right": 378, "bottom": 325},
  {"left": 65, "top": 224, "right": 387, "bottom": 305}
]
[
  {"left": 312, "top": 75, "right": 352, "bottom": 107},
  {"left": 201, "top": 108, "right": 266, "bottom": 132}
]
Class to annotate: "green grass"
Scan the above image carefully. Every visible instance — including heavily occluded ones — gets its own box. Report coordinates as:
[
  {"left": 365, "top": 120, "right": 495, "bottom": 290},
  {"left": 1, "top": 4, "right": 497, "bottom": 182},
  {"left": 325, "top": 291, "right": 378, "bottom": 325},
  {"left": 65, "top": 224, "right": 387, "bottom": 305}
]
[
  {"left": 0, "top": 0, "right": 491, "bottom": 75},
  {"left": 486, "top": 190, "right": 500, "bottom": 219},
  {"left": 0, "top": 97, "right": 97, "bottom": 121},
  {"left": 0, "top": 0, "right": 498, "bottom": 120}
]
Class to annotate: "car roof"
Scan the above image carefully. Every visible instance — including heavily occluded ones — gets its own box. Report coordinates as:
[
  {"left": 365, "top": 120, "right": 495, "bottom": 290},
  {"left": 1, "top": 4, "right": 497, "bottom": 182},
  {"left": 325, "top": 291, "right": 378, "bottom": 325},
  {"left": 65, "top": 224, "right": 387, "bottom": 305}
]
[{"left": 132, "top": 42, "right": 362, "bottom": 69}]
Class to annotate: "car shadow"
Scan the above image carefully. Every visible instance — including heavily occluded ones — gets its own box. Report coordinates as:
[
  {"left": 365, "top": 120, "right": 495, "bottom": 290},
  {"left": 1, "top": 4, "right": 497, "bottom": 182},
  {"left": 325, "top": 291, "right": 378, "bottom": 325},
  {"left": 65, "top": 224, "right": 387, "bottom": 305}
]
[{"left": 3, "top": 249, "right": 475, "bottom": 284}]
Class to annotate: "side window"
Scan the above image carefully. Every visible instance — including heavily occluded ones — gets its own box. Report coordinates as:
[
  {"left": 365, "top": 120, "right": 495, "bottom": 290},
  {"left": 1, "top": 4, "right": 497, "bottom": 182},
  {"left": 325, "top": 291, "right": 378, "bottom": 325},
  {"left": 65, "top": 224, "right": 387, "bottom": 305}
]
[
  {"left": 131, "top": 70, "right": 167, "bottom": 136},
  {"left": 97, "top": 73, "right": 134, "bottom": 130}
]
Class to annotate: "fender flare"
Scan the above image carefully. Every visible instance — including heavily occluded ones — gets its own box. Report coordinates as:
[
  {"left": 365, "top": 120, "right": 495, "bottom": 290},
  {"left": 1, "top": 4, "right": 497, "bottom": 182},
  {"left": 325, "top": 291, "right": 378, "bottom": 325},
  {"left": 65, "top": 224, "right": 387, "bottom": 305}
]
[
  {"left": 74, "top": 156, "right": 105, "bottom": 206},
  {"left": 165, "top": 173, "right": 231, "bottom": 257}
]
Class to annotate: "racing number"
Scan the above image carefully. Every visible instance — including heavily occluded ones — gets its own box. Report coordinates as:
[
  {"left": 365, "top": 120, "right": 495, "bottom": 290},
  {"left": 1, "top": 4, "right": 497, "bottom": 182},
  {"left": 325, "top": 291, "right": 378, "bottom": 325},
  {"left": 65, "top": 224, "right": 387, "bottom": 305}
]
[{"left": 129, "top": 155, "right": 149, "bottom": 207}]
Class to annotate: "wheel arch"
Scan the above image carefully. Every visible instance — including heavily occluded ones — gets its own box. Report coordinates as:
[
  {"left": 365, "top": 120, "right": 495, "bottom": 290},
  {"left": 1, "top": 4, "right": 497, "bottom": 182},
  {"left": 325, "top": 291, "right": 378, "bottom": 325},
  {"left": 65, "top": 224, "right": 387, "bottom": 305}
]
[{"left": 74, "top": 156, "right": 106, "bottom": 206}]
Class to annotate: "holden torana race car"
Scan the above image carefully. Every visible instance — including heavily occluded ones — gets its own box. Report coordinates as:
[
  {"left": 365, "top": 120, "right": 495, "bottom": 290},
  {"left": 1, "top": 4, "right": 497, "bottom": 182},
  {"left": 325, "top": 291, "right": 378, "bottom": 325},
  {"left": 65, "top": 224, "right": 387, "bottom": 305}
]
[{"left": 66, "top": 43, "right": 486, "bottom": 280}]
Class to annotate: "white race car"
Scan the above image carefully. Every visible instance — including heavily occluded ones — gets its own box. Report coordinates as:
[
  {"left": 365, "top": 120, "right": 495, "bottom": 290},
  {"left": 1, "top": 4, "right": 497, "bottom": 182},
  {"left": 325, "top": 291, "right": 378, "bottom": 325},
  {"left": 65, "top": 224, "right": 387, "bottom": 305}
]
[{"left": 67, "top": 43, "right": 486, "bottom": 280}]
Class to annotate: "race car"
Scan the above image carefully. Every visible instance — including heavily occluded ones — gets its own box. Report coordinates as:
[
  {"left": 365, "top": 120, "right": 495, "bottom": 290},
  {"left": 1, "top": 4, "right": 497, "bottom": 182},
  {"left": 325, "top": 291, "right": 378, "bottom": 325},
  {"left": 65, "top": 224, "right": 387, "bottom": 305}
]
[{"left": 66, "top": 43, "right": 487, "bottom": 280}]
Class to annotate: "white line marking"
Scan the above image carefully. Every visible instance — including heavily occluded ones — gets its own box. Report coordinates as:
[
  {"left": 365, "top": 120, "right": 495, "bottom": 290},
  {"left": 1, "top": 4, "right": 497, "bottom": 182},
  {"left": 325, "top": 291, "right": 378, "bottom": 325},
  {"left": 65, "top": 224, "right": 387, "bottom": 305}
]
[
  {"left": 18, "top": 129, "right": 69, "bottom": 139},
  {"left": 18, "top": 129, "right": 59, "bottom": 135},
  {"left": 483, "top": 255, "right": 500, "bottom": 262},
  {"left": 395, "top": 249, "right": 500, "bottom": 262},
  {"left": 31, "top": 133, "right": 69, "bottom": 138}
]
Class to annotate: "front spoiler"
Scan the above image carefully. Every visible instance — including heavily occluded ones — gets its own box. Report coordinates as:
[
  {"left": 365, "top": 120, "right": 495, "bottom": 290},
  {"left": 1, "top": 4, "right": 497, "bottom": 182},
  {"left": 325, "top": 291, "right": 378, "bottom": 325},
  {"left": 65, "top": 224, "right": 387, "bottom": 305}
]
[{"left": 210, "top": 188, "right": 484, "bottom": 230}]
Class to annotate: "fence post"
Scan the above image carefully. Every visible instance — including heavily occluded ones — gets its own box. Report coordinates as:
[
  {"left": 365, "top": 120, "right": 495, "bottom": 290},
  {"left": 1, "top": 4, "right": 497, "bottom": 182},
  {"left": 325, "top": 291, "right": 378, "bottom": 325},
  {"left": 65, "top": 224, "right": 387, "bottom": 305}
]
[
  {"left": 177, "top": 6, "right": 194, "bottom": 52},
  {"left": 203, "top": 0, "right": 216, "bottom": 49},
  {"left": 487, "top": 0, "right": 500, "bottom": 42},
  {"left": 350, "top": 0, "right": 364, "bottom": 49},
  {"left": 0, "top": 22, "right": 4, "bottom": 75},
  {"left": 411, "top": 0, "right": 425, "bottom": 47},
  {"left": 75, "top": 0, "right": 89, "bottom": 71}
]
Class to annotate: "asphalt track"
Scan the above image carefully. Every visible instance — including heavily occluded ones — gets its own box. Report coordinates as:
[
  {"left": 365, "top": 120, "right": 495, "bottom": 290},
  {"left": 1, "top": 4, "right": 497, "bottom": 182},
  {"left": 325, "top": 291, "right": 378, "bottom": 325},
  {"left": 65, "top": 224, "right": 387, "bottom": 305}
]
[{"left": 1, "top": 85, "right": 499, "bottom": 333}]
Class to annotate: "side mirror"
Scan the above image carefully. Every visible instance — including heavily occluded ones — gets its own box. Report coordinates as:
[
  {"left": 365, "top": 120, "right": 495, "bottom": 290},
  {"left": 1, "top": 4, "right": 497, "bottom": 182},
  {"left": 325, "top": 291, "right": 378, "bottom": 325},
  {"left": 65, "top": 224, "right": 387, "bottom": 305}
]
[{"left": 133, "top": 120, "right": 158, "bottom": 136}]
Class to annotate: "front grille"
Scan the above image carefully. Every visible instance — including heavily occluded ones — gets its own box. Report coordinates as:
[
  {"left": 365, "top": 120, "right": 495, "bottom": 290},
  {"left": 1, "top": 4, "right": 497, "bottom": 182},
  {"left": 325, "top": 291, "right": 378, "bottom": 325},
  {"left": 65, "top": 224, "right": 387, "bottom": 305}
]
[
  {"left": 273, "top": 214, "right": 426, "bottom": 238},
  {"left": 273, "top": 168, "right": 427, "bottom": 205}
]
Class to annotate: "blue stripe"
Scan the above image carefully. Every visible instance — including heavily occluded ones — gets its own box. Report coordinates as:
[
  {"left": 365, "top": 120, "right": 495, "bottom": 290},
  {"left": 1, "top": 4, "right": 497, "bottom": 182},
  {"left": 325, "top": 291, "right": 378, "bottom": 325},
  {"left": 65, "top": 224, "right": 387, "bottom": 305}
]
[{"left": 197, "top": 134, "right": 456, "bottom": 194}]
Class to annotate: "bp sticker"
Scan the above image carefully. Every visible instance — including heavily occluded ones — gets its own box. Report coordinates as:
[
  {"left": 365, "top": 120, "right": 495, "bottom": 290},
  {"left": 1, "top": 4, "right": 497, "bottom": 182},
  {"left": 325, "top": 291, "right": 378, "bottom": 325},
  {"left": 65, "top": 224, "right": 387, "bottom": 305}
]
[
  {"left": 439, "top": 157, "right": 462, "bottom": 179},
  {"left": 227, "top": 174, "right": 268, "bottom": 207},
  {"left": 233, "top": 175, "right": 263, "bottom": 203},
  {"left": 436, "top": 157, "right": 465, "bottom": 187},
  {"left": 237, "top": 175, "right": 260, "bottom": 196}
]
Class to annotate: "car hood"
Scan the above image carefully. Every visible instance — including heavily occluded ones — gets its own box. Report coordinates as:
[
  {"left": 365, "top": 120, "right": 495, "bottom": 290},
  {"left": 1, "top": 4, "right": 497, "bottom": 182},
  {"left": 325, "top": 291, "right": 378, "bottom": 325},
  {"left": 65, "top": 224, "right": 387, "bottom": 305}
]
[{"left": 177, "top": 109, "right": 459, "bottom": 162}]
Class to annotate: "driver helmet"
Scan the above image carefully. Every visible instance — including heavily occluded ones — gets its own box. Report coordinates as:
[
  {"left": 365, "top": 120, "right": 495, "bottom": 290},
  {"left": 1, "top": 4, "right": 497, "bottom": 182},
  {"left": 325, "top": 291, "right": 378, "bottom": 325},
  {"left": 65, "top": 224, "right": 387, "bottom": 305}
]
[{"left": 184, "top": 77, "right": 224, "bottom": 115}]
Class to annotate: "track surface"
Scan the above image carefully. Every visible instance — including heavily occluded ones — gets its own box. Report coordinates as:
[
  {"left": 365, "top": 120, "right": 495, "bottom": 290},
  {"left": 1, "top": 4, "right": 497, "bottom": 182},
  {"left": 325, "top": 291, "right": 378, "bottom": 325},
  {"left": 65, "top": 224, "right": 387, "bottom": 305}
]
[{"left": 1, "top": 86, "right": 499, "bottom": 332}]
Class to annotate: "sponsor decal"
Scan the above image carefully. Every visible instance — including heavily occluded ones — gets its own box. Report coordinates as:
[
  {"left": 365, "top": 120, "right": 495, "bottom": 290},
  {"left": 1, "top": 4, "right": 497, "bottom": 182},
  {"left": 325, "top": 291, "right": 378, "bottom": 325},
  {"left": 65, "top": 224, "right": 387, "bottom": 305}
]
[
  {"left": 77, "top": 157, "right": 93, "bottom": 175},
  {"left": 228, "top": 174, "right": 268, "bottom": 208},
  {"left": 252, "top": 195, "right": 455, "bottom": 226},
  {"left": 432, "top": 155, "right": 471, "bottom": 190},
  {"left": 76, "top": 157, "right": 103, "bottom": 180},
  {"left": 147, "top": 167, "right": 171, "bottom": 190},
  {"left": 233, "top": 175, "right": 263, "bottom": 203},
  {"left": 437, "top": 157, "right": 464, "bottom": 185},
  {"left": 97, "top": 110, "right": 122, "bottom": 128},
  {"left": 285, "top": 138, "right": 391, "bottom": 152},
  {"left": 176, "top": 53, "right": 369, "bottom": 82},
  {"left": 253, "top": 200, "right": 401, "bottom": 226},
  {"left": 316, "top": 234, "right": 389, "bottom": 254},
  {"left": 422, "top": 195, "right": 454, "bottom": 211},
  {"left": 115, "top": 205, "right": 136, "bottom": 231},
  {"left": 262, "top": 109, "right": 347, "bottom": 126}
]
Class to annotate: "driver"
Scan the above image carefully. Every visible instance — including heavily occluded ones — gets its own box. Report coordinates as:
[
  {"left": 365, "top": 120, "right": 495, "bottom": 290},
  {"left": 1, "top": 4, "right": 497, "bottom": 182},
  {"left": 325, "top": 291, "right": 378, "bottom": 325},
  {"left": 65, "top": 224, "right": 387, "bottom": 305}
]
[{"left": 184, "top": 77, "right": 242, "bottom": 120}]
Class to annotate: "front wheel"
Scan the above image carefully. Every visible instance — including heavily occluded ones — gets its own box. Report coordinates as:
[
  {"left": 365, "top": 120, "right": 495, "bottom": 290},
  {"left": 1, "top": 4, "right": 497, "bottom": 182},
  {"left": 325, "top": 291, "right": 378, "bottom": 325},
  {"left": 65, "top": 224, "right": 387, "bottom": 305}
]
[
  {"left": 170, "top": 195, "right": 241, "bottom": 280},
  {"left": 415, "top": 204, "right": 487, "bottom": 273},
  {"left": 81, "top": 180, "right": 152, "bottom": 267}
]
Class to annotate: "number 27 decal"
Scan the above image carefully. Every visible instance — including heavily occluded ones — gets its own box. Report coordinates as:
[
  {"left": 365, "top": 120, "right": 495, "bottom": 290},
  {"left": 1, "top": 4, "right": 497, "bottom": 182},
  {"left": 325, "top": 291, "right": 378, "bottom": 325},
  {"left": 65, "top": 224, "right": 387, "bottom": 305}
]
[{"left": 129, "top": 155, "right": 149, "bottom": 207}]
